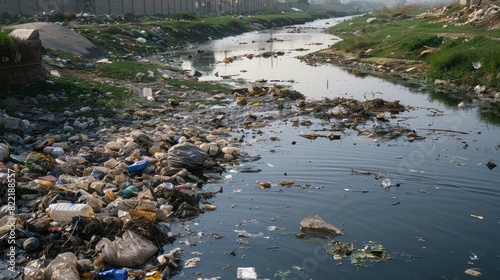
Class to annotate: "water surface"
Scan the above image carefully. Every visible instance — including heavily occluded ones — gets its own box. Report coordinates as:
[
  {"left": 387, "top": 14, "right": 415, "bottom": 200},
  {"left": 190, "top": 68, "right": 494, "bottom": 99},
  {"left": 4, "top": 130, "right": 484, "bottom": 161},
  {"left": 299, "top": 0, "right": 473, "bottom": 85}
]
[{"left": 168, "top": 17, "right": 500, "bottom": 280}]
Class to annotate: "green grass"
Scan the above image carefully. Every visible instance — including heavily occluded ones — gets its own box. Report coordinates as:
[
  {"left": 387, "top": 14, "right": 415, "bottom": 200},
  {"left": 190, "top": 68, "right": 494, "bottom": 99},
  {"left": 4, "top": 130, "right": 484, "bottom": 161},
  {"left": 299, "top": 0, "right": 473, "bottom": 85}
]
[
  {"left": 329, "top": 4, "right": 500, "bottom": 88},
  {"left": 0, "top": 29, "right": 18, "bottom": 43},
  {"left": 165, "top": 79, "right": 232, "bottom": 94},
  {"left": 426, "top": 36, "right": 500, "bottom": 87},
  {"left": 97, "top": 60, "right": 159, "bottom": 81}
]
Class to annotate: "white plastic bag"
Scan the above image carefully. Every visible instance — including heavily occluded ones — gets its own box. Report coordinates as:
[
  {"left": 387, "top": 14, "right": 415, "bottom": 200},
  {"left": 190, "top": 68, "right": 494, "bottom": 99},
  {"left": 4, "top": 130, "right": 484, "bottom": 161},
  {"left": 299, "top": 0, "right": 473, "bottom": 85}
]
[{"left": 96, "top": 230, "right": 159, "bottom": 267}]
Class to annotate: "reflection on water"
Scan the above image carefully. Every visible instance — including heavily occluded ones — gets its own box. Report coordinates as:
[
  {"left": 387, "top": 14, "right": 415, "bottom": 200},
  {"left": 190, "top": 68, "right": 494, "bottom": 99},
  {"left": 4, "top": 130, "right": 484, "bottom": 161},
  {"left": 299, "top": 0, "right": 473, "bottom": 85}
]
[{"left": 169, "top": 17, "right": 500, "bottom": 280}]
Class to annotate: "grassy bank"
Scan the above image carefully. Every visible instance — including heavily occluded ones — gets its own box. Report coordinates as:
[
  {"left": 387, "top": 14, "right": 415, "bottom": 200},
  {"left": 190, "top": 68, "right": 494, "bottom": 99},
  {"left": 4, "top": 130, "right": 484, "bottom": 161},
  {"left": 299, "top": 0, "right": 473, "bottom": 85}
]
[
  {"left": 326, "top": 4, "right": 500, "bottom": 91},
  {"left": 73, "top": 10, "right": 351, "bottom": 57},
  {"left": 4, "top": 11, "right": 349, "bottom": 119}
]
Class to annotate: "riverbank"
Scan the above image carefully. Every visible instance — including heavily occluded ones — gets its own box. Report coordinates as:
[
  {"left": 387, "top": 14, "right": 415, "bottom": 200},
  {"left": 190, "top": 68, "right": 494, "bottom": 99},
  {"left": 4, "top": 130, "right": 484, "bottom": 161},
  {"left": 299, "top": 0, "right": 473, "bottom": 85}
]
[{"left": 302, "top": 3, "right": 499, "bottom": 120}]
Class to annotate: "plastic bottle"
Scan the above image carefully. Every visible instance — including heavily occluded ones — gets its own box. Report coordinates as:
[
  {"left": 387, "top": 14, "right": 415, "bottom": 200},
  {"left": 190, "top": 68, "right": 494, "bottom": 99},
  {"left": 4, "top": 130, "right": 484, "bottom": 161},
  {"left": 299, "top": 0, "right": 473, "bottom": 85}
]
[
  {"left": 119, "top": 185, "right": 139, "bottom": 198},
  {"left": 47, "top": 203, "right": 95, "bottom": 222},
  {"left": 98, "top": 269, "right": 128, "bottom": 280}
]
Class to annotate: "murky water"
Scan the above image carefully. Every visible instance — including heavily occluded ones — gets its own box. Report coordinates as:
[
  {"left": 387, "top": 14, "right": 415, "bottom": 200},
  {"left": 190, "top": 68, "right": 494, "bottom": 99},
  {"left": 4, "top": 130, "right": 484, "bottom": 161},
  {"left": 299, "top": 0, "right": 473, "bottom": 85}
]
[{"left": 168, "top": 17, "right": 500, "bottom": 279}]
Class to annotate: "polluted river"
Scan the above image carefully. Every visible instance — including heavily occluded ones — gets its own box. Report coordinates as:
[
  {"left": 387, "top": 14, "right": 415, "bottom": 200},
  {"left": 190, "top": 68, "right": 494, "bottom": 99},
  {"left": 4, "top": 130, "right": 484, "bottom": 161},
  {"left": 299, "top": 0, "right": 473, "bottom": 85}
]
[
  {"left": 1, "top": 16, "right": 499, "bottom": 280},
  {"left": 166, "top": 17, "right": 500, "bottom": 279}
]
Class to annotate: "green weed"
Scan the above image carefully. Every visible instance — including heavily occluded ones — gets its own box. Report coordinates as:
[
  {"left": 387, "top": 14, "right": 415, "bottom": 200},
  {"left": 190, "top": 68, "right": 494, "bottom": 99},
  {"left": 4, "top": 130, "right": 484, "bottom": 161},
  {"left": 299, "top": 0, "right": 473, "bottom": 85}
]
[
  {"left": 97, "top": 60, "right": 159, "bottom": 81},
  {"left": 165, "top": 79, "right": 232, "bottom": 94},
  {"left": 0, "top": 30, "right": 18, "bottom": 43}
]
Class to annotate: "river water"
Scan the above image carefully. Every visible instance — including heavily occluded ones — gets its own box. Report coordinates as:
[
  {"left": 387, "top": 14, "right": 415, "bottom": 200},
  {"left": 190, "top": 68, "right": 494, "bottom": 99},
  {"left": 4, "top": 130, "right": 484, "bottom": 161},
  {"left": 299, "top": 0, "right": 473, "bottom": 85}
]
[{"left": 168, "top": 17, "right": 500, "bottom": 279}]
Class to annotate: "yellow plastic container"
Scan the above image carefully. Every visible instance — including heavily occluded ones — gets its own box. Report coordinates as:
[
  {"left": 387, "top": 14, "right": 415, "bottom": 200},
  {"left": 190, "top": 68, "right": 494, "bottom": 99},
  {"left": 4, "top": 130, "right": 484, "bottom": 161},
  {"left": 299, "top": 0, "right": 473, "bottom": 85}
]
[{"left": 34, "top": 179, "right": 54, "bottom": 187}]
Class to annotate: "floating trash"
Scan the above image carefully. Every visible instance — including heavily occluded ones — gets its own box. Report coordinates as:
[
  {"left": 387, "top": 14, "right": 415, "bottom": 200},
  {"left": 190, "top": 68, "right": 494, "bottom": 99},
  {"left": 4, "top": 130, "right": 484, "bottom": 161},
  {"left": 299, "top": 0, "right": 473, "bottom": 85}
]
[
  {"left": 300, "top": 215, "right": 343, "bottom": 237},
  {"left": 326, "top": 241, "right": 392, "bottom": 268}
]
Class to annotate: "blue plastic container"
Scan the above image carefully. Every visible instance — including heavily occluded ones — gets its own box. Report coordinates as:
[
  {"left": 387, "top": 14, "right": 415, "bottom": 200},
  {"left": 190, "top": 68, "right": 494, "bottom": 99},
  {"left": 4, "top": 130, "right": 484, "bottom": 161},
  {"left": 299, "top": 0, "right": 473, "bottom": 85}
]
[
  {"left": 98, "top": 269, "right": 128, "bottom": 280},
  {"left": 127, "top": 160, "right": 149, "bottom": 172}
]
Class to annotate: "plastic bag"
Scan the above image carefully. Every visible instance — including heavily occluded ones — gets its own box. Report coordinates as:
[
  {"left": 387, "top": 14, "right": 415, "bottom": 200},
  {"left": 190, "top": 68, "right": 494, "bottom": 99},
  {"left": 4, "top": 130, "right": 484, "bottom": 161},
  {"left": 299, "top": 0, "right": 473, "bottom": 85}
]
[
  {"left": 23, "top": 259, "right": 50, "bottom": 280},
  {"left": 43, "top": 252, "right": 79, "bottom": 280},
  {"left": 96, "top": 230, "right": 159, "bottom": 267},
  {"left": 167, "top": 143, "right": 208, "bottom": 169}
]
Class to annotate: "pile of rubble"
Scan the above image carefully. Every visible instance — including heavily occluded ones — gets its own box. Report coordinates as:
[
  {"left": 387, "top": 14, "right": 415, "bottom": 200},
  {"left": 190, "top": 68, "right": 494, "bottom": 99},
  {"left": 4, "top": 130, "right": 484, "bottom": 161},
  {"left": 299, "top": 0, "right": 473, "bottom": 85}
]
[{"left": 293, "top": 97, "right": 424, "bottom": 141}]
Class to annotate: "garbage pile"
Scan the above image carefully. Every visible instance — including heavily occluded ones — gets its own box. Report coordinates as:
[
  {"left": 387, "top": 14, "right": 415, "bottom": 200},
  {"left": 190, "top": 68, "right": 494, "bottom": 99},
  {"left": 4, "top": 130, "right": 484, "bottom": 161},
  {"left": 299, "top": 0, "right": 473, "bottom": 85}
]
[
  {"left": 0, "top": 121, "right": 248, "bottom": 279},
  {"left": 295, "top": 215, "right": 392, "bottom": 269},
  {"left": 294, "top": 97, "right": 424, "bottom": 141},
  {"left": 325, "top": 240, "right": 392, "bottom": 268},
  {"left": 415, "top": 4, "right": 500, "bottom": 28}
]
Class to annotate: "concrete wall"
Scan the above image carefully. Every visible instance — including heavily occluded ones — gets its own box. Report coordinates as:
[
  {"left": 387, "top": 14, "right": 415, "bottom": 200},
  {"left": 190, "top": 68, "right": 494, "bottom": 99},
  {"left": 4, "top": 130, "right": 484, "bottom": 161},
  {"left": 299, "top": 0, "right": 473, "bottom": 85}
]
[
  {"left": 0, "top": 0, "right": 347, "bottom": 16},
  {"left": 0, "top": 40, "right": 42, "bottom": 86}
]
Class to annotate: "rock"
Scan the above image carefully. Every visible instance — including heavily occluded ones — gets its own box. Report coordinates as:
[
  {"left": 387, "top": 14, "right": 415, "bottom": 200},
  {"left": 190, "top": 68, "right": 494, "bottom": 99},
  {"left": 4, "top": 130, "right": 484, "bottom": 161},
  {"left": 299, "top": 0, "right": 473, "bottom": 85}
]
[
  {"left": 208, "top": 143, "right": 220, "bottom": 157},
  {"left": 122, "top": 141, "right": 139, "bottom": 154},
  {"left": 222, "top": 146, "right": 241, "bottom": 155},
  {"left": 105, "top": 141, "right": 124, "bottom": 152},
  {"left": 0, "top": 143, "right": 9, "bottom": 162},
  {"left": 68, "top": 135, "right": 81, "bottom": 142},
  {"left": 52, "top": 142, "right": 69, "bottom": 150},
  {"left": 0, "top": 112, "right": 25, "bottom": 131},
  {"left": 80, "top": 107, "right": 92, "bottom": 113},
  {"left": 51, "top": 147, "right": 65, "bottom": 157},
  {"left": 300, "top": 215, "right": 343, "bottom": 236}
]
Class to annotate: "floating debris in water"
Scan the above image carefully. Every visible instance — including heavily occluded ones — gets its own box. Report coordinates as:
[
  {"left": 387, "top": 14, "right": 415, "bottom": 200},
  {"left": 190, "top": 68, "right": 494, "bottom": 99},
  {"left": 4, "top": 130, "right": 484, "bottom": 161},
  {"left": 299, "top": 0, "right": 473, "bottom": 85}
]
[{"left": 465, "top": 268, "right": 482, "bottom": 277}]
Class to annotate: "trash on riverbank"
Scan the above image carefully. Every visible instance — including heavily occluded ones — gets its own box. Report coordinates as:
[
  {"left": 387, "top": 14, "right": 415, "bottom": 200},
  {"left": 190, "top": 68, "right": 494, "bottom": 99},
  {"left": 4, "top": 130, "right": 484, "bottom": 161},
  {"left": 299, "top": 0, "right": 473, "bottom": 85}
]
[
  {"left": 0, "top": 120, "right": 239, "bottom": 278},
  {"left": 294, "top": 97, "right": 423, "bottom": 142},
  {"left": 415, "top": 4, "right": 500, "bottom": 29}
]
